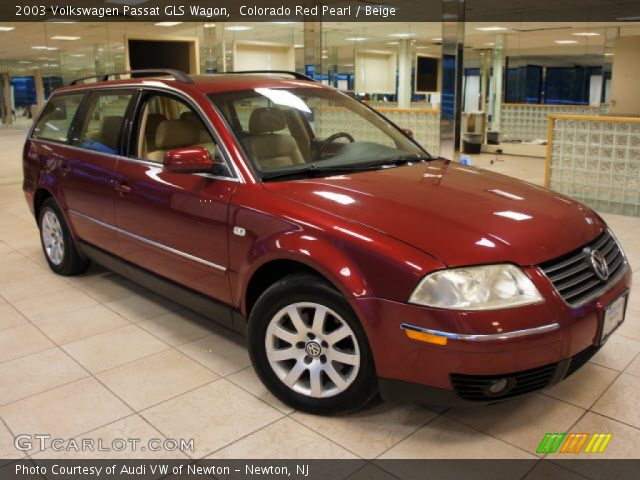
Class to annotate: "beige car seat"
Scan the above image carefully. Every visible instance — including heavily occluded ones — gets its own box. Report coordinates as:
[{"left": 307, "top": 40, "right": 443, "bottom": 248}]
[
  {"left": 99, "top": 115, "right": 123, "bottom": 151},
  {"left": 145, "top": 113, "right": 167, "bottom": 152},
  {"left": 242, "top": 108, "right": 305, "bottom": 170},
  {"left": 146, "top": 119, "right": 199, "bottom": 163},
  {"left": 179, "top": 111, "right": 217, "bottom": 157}
]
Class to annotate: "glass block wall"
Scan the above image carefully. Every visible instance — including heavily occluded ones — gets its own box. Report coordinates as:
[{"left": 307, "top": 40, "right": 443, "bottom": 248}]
[
  {"left": 315, "top": 107, "right": 440, "bottom": 156},
  {"left": 547, "top": 115, "right": 640, "bottom": 217},
  {"left": 501, "top": 104, "right": 607, "bottom": 142},
  {"left": 366, "top": 101, "right": 436, "bottom": 110}
]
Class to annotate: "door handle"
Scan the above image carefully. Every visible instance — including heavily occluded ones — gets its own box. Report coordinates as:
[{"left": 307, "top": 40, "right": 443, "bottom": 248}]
[
  {"left": 60, "top": 163, "right": 71, "bottom": 175},
  {"left": 114, "top": 181, "right": 132, "bottom": 195}
]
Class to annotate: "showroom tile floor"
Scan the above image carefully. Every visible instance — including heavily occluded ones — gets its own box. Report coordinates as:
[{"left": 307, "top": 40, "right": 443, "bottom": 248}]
[{"left": 0, "top": 127, "right": 639, "bottom": 469}]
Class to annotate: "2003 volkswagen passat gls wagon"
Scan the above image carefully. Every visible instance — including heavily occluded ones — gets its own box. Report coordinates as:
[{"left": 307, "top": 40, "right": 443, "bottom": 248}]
[{"left": 23, "top": 69, "right": 631, "bottom": 414}]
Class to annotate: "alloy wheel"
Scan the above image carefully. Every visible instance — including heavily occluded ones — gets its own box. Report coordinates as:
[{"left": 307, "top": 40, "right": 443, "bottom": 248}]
[
  {"left": 41, "top": 210, "right": 65, "bottom": 265},
  {"left": 265, "top": 302, "right": 361, "bottom": 398}
]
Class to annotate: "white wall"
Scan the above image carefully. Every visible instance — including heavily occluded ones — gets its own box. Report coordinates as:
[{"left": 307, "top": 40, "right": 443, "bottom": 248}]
[
  {"left": 589, "top": 74, "right": 602, "bottom": 106},
  {"left": 464, "top": 75, "right": 480, "bottom": 112},
  {"left": 354, "top": 50, "right": 397, "bottom": 94},
  {"left": 609, "top": 36, "right": 640, "bottom": 115},
  {"left": 233, "top": 41, "right": 295, "bottom": 71}
]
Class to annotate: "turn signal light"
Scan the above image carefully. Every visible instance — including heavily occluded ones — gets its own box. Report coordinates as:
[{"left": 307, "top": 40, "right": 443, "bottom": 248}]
[{"left": 404, "top": 328, "right": 448, "bottom": 346}]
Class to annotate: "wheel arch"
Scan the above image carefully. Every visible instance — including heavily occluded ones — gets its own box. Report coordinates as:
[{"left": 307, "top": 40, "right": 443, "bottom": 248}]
[
  {"left": 241, "top": 250, "right": 369, "bottom": 319},
  {"left": 33, "top": 187, "right": 81, "bottom": 244},
  {"left": 33, "top": 187, "right": 55, "bottom": 221},
  {"left": 244, "top": 259, "right": 322, "bottom": 316}
]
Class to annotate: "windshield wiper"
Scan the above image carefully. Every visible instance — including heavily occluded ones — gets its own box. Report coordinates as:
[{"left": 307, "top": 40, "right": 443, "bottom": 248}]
[
  {"left": 261, "top": 155, "right": 434, "bottom": 182},
  {"left": 368, "top": 154, "right": 433, "bottom": 168},
  {"left": 261, "top": 164, "right": 373, "bottom": 181}
]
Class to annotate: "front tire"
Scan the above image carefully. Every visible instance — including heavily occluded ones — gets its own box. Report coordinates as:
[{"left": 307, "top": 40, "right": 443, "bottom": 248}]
[
  {"left": 38, "top": 198, "right": 90, "bottom": 275},
  {"left": 248, "top": 274, "right": 377, "bottom": 415}
]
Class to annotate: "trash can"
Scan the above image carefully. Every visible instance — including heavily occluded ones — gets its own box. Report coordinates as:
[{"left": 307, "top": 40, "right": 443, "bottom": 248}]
[
  {"left": 487, "top": 131, "right": 501, "bottom": 145},
  {"left": 462, "top": 133, "right": 483, "bottom": 154}
]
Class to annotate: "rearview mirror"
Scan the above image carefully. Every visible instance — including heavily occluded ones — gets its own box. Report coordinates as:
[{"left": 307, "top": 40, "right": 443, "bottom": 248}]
[{"left": 163, "top": 147, "right": 214, "bottom": 173}]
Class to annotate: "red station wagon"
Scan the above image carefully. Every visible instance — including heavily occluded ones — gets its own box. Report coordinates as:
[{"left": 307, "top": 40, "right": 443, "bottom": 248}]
[{"left": 23, "top": 69, "right": 632, "bottom": 414}]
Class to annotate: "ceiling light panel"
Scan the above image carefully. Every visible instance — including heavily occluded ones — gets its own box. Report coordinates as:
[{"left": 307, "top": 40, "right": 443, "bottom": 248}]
[
  {"left": 475, "top": 26, "right": 508, "bottom": 31},
  {"left": 389, "top": 33, "right": 416, "bottom": 38},
  {"left": 224, "top": 26, "right": 254, "bottom": 31}
]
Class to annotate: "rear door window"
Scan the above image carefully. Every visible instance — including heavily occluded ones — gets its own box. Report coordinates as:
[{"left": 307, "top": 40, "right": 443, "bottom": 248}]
[
  {"left": 72, "top": 91, "right": 135, "bottom": 155},
  {"left": 32, "top": 94, "right": 84, "bottom": 143}
]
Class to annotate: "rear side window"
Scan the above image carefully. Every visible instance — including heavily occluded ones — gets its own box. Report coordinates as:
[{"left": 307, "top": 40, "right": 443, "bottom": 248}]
[
  {"left": 32, "top": 94, "right": 83, "bottom": 143},
  {"left": 72, "top": 91, "right": 135, "bottom": 155}
]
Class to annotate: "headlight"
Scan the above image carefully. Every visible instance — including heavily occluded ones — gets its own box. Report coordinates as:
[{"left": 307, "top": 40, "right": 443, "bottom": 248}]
[{"left": 409, "top": 264, "right": 543, "bottom": 310}]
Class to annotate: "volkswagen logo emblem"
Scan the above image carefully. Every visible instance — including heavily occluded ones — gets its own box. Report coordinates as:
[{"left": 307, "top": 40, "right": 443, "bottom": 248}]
[
  {"left": 589, "top": 249, "right": 609, "bottom": 281},
  {"left": 305, "top": 341, "right": 322, "bottom": 358}
]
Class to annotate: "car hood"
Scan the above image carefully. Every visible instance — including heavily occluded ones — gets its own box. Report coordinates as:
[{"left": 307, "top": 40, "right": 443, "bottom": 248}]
[{"left": 263, "top": 160, "right": 605, "bottom": 267}]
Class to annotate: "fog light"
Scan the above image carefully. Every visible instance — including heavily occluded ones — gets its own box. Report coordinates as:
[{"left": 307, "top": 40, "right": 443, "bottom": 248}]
[{"left": 487, "top": 378, "right": 509, "bottom": 395}]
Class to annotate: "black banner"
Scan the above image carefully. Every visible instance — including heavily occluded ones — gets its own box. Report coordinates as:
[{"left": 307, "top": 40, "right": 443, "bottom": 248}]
[
  {"left": 1, "top": 459, "right": 640, "bottom": 480},
  {"left": 2, "top": 0, "right": 640, "bottom": 23}
]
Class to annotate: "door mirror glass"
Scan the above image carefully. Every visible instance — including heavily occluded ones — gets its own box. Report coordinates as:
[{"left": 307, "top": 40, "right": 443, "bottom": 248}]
[{"left": 163, "top": 147, "right": 214, "bottom": 173}]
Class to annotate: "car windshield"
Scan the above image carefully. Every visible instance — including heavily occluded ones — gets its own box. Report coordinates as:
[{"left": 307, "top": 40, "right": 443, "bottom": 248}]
[{"left": 208, "top": 87, "right": 430, "bottom": 181}]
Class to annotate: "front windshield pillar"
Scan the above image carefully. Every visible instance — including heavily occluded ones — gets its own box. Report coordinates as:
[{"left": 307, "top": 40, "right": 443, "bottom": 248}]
[{"left": 439, "top": 0, "right": 466, "bottom": 160}]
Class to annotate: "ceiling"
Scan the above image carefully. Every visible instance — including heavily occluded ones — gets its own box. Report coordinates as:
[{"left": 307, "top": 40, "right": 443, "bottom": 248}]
[{"left": 0, "top": 21, "right": 638, "bottom": 76}]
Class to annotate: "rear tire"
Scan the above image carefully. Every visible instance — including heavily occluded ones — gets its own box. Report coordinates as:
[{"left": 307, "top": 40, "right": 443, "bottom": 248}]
[
  {"left": 247, "top": 274, "right": 377, "bottom": 415},
  {"left": 38, "top": 198, "right": 90, "bottom": 275}
]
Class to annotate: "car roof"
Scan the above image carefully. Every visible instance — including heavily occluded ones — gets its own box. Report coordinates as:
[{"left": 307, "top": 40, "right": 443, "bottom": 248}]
[{"left": 54, "top": 73, "right": 328, "bottom": 96}]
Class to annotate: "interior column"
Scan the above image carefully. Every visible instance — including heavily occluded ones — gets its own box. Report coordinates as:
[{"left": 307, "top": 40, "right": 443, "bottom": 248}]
[
  {"left": 397, "top": 39, "right": 412, "bottom": 109},
  {"left": 214, "top": 24, "right": 226, "bottom": 72},
  {"left": 1, "top": 73, "right": 12, "bottom": 126},
  {"left": 33, "top": 69, "right": 45, "bottom": 112},
  {"left": 489, "top": 33, "right": 504, "bottom": 135},
  {"left": 303, "top": 21, "right": 322, "bottom": 79},
  {"left": 439, "top": 0, "right": 465, "bottom": 159},
  {"left": 480, "top": 50, "right": 491, "bottom": 114}
]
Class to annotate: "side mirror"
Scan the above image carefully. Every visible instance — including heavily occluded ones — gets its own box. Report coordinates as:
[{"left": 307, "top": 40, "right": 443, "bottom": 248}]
[
  {"left": 163, "top": 147, "right": 214, "bottom": 173},
  {"left": 401, "top": 128, "right": 414, "bottom": 139}
]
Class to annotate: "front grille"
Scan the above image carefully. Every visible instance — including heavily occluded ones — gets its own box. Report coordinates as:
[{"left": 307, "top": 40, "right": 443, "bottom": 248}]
[
  {"left": 451, "top": 362, "right": 558, "bottom": 401},
  {"left": 565, "top": 345, "right": 599, "bottom": 378},
  {"left": 540, "top": 230, "right": 626, "bottom": 306}
]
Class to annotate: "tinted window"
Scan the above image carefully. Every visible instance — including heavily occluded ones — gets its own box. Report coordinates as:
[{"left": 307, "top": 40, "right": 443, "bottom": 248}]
[
  {"left": 32, "top": 94, "right": 83, "bottom": 143},
  {"left": 73, "top": 91, "right": 134, "bottom": 155}
]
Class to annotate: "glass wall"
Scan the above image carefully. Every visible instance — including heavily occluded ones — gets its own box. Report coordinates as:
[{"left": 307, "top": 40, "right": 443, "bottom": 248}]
[
  {"left": 460, "top": 23, "right": 625, "bottom": 151},
  {"left": 1, "top": 19, "right": 636, "bottom": 153}
]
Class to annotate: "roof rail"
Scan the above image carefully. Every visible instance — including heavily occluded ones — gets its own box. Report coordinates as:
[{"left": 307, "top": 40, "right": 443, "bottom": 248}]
[
  {"left": 229, "top": 70, "right": 315, "bottom": 82},
  {"left": 70, "top": 69, "right": 193, "bottom": 85}
]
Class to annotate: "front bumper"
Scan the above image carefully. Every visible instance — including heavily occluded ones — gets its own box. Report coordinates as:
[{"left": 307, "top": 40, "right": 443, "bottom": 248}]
[
  {"left": 378, "top": 344, "right": 600, "bottom": 406},
  {"left": 353, "top": 265, "right": 632, "bottom": 405}
]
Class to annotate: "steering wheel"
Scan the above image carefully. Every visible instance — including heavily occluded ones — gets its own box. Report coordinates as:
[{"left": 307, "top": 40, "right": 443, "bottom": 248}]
[{"left": 313, "top": 132, "right": 355, "bottom": 162}]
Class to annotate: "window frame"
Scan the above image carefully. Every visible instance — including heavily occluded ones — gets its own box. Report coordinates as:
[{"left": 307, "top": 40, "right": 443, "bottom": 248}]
[
  {"left": 29, "top": 92, "right": 87, "bottom": 144},
  {"left": 68, "top": 89, "right": 137, "bottom": 156},
  {"left": 126, "top": 89, "right": 237, "bottom": 180}
]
